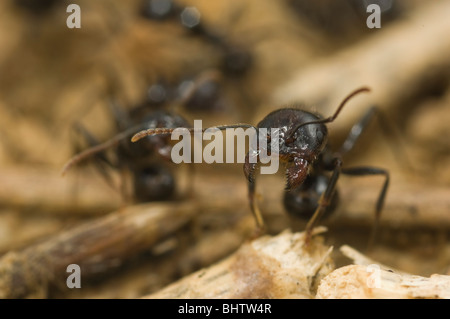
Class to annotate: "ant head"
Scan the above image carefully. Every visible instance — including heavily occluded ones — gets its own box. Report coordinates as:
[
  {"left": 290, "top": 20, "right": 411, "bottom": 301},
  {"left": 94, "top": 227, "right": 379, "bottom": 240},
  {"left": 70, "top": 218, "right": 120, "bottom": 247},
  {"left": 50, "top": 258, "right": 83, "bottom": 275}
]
[
  {"left": 288, "top": 112, "right": 329, "bottom": 158},
  {"left": 256, "top": 108, "right": 329, "bottom": 162}
]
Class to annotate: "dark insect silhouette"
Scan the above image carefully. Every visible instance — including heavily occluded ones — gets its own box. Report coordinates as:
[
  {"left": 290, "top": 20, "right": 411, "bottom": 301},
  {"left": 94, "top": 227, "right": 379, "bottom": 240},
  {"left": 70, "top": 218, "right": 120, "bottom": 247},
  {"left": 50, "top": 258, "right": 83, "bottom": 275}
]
[
  {"left": 131, "top": 87, "right": 389, "bottom": 245},
  {"left": 14, "top": 0, "right": 59, "bottom": 15},
  {"left": 145, "top": 70, "right": 228, "bottom": 113},
  {"left": 287, "top": 0, "right": 402, "bottom": 41},
  {"left": 62, "top": 66, "right": 236, "bottom": 202},
  {"left": 140, "top": 0, "right": 253, "bottom": 77},
  {"left": 63, "top": 104, "right": 190, "bottom": 202}
]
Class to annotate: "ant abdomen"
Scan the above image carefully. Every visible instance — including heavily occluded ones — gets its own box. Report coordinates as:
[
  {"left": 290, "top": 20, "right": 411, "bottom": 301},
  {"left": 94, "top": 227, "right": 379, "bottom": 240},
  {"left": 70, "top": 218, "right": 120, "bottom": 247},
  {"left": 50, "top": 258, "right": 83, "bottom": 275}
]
[{"left": 283, "top": 174, "right": 339, "bottom": 220}]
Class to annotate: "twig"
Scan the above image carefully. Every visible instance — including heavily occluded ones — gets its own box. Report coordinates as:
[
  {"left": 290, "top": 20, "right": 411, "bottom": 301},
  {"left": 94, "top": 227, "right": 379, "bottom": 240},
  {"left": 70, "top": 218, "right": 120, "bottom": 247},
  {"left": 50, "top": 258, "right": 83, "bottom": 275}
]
[
  {"left": 58, "top": 217, "right": 254, "bottom": 299},
  {"left": 0, "top": 202, "right": 196, "bottom": 298},
  {"left": 2, "top": 167, "right": 450, "bottom": 230},
  {"left": 0, "top": 166, "right": 120, "bottom": 215},
  {"left": 317, "top": 246, "right": 450, "bottom": 299}
]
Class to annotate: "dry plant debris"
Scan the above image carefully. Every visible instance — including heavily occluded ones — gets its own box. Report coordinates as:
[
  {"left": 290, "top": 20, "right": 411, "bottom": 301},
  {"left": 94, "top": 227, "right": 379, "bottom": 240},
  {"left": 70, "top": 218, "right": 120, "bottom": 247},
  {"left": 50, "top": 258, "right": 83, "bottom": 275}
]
[
  {"left": 316, "top": 246, "right": 450, "bottom": 299},
  {"left": 0, "top": 0, "right": 449, "bottom": 299},
  {"left": 145, "top": 228, "right": 334, "bottom": 299}
]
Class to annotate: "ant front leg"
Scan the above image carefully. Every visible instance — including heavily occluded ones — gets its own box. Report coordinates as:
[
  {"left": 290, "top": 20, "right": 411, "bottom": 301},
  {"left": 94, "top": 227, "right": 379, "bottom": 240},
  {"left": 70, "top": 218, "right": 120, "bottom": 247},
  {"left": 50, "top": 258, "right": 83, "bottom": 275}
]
[
  {"left": 338, "top": 105, "right": 409, "bottom": 165},
  {"left": 304, "top": 157, "right": 343, "bottom": 244},
  {"left": 244, "top": 151, "right": 264, "bottom": 236},
  {"left": 341, "top": 166, "right": 389, "bottom": 248},
  {"left": 72, "top": 123, "right": 118, "bottom": 191}
]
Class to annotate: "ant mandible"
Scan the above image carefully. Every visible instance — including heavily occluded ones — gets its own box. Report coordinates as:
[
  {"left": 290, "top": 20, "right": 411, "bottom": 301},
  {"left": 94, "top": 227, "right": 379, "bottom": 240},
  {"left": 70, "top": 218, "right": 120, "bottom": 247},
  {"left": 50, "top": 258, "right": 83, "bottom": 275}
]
[{"left": 131, "top": 87, "right": 389, "bottom": 244}]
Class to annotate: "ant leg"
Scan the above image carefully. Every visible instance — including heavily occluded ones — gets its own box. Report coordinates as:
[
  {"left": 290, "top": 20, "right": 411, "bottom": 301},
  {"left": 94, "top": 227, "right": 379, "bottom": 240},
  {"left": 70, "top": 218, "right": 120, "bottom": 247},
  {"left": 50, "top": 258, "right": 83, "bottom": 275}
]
[
  {"left": 63, "top": 123, "right": 147, "bottom": 174},
  {"left": 72, "top": 123, "right": 118, "bottom": 191},
  {"left": 305, "top": 158, "right": 343, "bottom": 243},
  {"left": 244, "top": 152, "right": 264, "bottom": 235},
  {"left": 338, "top": 106, "right": 413, "bottom": 170},
  {"left": 73, "top": 123, "right": 113, "bottom": 165},
  {"left": 107, "top": 99, "right": 132, "bottom": 132},
  {"left": 341, "top": 166, "right": 390, "bottom": 248},
  {"left": 338, "top": 106, "right": 376, "bottom": 156}
]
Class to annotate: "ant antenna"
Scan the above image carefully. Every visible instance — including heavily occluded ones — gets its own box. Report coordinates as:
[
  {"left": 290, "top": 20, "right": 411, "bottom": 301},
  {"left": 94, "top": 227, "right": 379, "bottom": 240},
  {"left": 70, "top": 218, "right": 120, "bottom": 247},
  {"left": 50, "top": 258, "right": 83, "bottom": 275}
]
[
  {"left": 61, "top": 124, "right": 147, "bottom": 176},
  {"left": 131, "top": 124, "right": 256, "bottom": 143},
  {"left": 286, "top": 87, "right": 371, "bottom": 142}
]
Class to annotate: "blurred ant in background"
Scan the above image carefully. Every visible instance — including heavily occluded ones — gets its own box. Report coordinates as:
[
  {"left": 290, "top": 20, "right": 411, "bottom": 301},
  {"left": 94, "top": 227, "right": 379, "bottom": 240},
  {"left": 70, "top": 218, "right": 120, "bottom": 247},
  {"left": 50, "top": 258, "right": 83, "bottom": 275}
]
[
  {"left": 286, "top": 0, "right": 401, "bottom": 43},
  {"left": 131, "top": 87, "right": 389, "bottom": 245},
  {"left": 13, "top": 0, "right": 60, "bottom": 15},
  {"left": 138, "top": 0, "right": 264, "bottom": 117},
  {"left": 145, "top": 70, "right": 229, "bottom": 114},
  {"left": 140, "top": 0, "right": 253, "bottom": 77},
  {"left": 64, "top": 104, "right": 190, "bottom": 203},
  {"left": 62, "top": 70, "right": 230, "bottom": 203}
]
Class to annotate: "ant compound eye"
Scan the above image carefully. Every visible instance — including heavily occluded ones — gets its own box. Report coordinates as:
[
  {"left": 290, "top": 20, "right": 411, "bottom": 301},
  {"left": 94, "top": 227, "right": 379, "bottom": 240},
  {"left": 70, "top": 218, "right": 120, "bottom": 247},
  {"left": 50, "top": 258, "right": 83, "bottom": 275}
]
[
  {"left": 314, "top": 127, "right": 328, "bottom": 150},
  {"left": 315, "top": 129, "right": 323, "bottom": 141}
]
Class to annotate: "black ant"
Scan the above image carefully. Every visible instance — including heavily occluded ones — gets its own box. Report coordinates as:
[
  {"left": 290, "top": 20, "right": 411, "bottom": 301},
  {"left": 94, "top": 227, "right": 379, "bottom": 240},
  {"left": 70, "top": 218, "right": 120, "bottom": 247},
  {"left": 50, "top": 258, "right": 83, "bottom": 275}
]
[
  {"left": 130, "top": 87, "right": 389, "bottom": 245},
  {"left": 61, "top": 78, "right": 207, "bottom": 202},
  {"left": 62, "top": 67, "right": 235, "bottom": 203},
  {"left": 140, "top": 0, "right": 253, "bottom": 76},
  {"left": 63, "top": 104, "right": 191, "bottom": 202}
]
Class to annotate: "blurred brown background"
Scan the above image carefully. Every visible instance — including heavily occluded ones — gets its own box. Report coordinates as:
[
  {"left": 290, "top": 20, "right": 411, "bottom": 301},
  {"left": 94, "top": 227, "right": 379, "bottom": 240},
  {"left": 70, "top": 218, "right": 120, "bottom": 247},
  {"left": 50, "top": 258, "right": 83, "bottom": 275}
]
[{"left": 0, "top": 0, "right": 449, "bottom": 298}]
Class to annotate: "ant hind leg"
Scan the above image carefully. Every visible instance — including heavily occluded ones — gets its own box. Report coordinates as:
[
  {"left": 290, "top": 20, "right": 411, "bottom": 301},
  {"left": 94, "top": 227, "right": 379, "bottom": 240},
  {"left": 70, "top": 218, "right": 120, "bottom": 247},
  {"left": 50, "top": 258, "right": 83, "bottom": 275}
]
[
  {"left": 72, "top": 123, "right": 118, "bottom": 191},
  {"left": 341, "top": 166, "right": 390, "bottom": 249}
]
